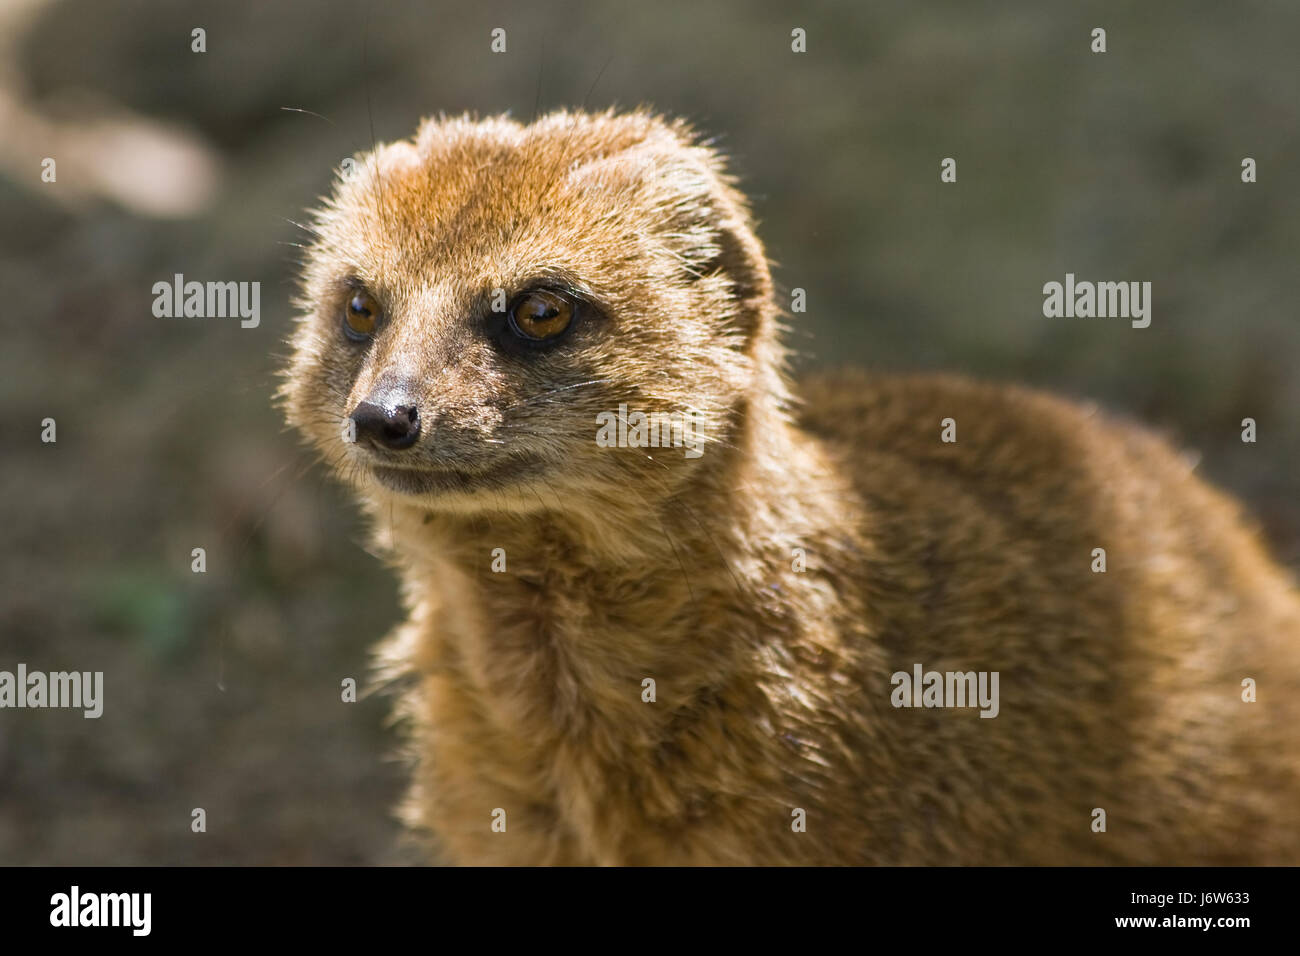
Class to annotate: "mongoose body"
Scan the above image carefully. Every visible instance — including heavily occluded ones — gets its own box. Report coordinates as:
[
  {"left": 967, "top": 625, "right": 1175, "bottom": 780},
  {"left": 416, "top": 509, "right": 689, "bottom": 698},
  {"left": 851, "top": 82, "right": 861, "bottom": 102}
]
[{"left": 283, "top": 109, "right": 1300, "bottom": 864}]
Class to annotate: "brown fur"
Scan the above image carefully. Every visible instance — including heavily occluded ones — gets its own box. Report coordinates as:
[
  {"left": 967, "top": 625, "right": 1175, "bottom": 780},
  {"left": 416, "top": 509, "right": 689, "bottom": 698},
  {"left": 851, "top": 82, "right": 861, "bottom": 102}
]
[{"left": 281, "top": 108, "right": 1300, "bottom": 864}]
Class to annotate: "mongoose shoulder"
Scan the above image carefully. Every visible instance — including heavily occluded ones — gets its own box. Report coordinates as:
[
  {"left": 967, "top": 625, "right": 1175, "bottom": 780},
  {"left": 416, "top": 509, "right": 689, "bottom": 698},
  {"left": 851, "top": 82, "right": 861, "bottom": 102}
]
[{"left": 282, "top": 109, "right": 1300, "bottom": 865}]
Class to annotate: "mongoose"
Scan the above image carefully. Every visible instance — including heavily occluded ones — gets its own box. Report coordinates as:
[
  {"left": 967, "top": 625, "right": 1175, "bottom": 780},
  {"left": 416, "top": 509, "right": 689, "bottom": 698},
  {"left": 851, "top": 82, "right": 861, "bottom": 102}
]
[{"left": 281, "top": 108, "right": 1300, "bottom": 865}]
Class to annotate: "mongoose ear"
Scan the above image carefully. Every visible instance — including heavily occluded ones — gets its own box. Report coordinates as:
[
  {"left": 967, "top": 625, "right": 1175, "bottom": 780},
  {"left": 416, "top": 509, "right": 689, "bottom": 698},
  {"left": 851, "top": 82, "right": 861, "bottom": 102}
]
[
  {"left": 636, "top": 119, "right": 774, "bottom": 340},
  {"left": 701, "top": 201, "right": 773, "bottom": 340}
]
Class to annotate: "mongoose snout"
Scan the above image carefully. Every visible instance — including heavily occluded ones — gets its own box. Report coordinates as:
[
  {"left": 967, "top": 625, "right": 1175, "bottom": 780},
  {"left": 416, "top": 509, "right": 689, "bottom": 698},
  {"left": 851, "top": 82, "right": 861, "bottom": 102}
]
[{"left": 349, "top": 394, "right": 421, "bottom": 451}]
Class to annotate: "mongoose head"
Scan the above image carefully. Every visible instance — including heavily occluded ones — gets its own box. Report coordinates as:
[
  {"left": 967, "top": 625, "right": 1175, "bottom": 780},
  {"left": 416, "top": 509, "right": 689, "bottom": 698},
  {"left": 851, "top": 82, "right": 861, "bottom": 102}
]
[{"left": 282, "top": 109, "right": 783, "bottom": 515}]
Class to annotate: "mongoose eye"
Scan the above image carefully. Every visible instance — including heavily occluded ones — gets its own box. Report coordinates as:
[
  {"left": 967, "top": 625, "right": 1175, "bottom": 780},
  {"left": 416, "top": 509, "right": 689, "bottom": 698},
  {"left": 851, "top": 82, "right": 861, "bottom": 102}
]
[
  {"left": 509, "top": 290, "right": 574, "bottom": 342},
  {"left": 343, "top": 290, "right": 382, "bottom": 341}
]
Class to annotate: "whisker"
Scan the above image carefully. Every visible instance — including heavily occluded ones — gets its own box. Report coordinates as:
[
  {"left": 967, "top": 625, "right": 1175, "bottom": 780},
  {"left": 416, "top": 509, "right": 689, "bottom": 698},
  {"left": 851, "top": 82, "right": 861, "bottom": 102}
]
[
  {"left": 280, "top": 105, "right": 336, "bottom": 126},
  {"left": 498, "top": 378, "right": 614, "bottom": 411}
]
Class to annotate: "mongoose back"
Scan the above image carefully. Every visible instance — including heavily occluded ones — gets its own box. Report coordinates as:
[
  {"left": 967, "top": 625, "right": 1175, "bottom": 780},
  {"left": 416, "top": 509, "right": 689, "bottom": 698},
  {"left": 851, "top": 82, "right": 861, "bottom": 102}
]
[{"left": 282, "top": 108, "right": 1300, "bottom": 865}]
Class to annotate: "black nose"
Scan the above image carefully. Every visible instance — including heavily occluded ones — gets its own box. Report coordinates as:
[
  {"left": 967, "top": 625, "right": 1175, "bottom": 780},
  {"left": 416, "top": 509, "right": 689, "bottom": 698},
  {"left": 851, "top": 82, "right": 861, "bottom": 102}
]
[{"left": 350, "top": 399, "right": 421, "bottom": 450}]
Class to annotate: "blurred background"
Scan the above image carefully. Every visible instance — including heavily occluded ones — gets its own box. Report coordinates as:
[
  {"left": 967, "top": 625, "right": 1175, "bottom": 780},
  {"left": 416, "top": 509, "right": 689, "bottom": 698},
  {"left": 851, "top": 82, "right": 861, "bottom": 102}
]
[{"left": 1, "top": 0, "right": 1296, "bottom": 864}]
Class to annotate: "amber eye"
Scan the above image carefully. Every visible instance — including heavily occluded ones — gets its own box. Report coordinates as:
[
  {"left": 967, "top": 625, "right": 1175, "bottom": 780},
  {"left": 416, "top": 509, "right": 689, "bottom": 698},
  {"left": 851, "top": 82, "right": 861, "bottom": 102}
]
[
  {"left": 343, "top": 289, "right": 381, "bottom": 341},
  {"left": 509, "top": 290, "right": 574, "bottom": 342}
]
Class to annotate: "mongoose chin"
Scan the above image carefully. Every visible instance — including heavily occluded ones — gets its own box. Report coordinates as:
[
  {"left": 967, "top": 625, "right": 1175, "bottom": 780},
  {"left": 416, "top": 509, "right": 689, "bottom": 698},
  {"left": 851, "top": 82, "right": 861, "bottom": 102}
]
[{"left": 281, "top": 108, "right": 1300, "bottom": 865}]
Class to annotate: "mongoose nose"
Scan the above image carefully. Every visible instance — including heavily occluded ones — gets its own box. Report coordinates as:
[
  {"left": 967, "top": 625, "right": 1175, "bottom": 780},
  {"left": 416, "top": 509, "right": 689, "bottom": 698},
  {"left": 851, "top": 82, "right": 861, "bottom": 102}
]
[{"left": 350, "top": 400, "right": 421, "bottom": 450}]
